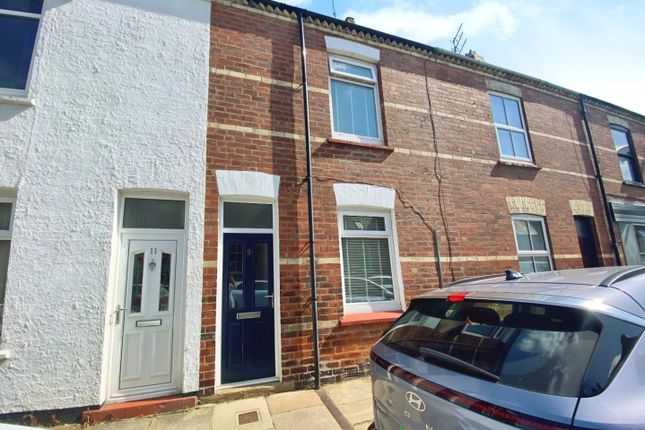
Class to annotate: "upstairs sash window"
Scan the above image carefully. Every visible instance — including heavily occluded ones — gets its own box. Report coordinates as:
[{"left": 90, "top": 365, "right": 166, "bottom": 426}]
[
  {"left": 329, "top": 55, "right": 383, "bottom": 144},
  {"left": 610, "top": 126, "right": 641, "bottom": 183},
  {"left": 0, "top": 1, "right": 44, "bottom": 91},
  {"left": 489, "top": 93, "right": 532, "bottom": 162}
]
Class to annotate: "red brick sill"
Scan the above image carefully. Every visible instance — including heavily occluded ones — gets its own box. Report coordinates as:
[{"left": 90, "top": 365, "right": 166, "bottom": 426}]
[
  {"left": 339, "top": 311, "right": 403, "bottom": 327},
  {"left": 326, "top": 138, "right": 394, "bottom": 152}
]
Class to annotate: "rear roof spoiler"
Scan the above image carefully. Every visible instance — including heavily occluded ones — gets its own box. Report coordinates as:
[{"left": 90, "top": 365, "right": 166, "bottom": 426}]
[{"left": 599, "top": 266, "right": 645, "bottom": 287}]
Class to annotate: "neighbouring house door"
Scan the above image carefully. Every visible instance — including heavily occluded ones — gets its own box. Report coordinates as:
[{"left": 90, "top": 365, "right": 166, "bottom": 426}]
[
  {"left": 222, "top": 233, "right": 275, "bottom": 384},
  {"left": 119, "top": 240, "right": 178, "bottom": 390},
  {"left": 574, "top": 217, "right": 600, "bottom": 268}
]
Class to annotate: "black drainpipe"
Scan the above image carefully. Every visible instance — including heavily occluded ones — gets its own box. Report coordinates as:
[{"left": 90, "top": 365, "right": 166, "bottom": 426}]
[
  {"left": 433, "top": 230, "right": 444, "bottom": 288},
  {"left": 579, "top": 95, "right": 622, "bottom": 265},
  {"left": 298, "top": 11, "right": 321, "bottom": 389}
]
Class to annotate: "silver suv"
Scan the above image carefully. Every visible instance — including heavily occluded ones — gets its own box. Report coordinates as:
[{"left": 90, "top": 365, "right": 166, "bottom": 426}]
[{"left": 370, "top": 266, "right": 645, "bottom": 429}]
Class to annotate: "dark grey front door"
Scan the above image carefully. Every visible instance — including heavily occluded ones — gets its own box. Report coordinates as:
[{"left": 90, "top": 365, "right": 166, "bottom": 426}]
[
  {"left": 575, "top": 216, "right": 600, "bottom": 268},
  {"left": 222, "top": 233, "right": 275, "bottom": 384}
]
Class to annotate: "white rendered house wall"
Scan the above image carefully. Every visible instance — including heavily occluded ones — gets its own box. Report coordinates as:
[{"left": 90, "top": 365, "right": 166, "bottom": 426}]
[{"left": 0, "top": 0, "right": 210, "bottom": 413}]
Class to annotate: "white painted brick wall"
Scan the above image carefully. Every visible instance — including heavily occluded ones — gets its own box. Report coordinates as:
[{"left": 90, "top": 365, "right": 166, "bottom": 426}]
[{"left": 0, "top": 0, "right": 210, "bottom": 413}]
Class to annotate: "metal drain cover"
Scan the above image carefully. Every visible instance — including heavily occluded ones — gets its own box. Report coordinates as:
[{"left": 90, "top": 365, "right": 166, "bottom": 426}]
[{"left": 237, "top": 410, "right": 260, "bottom": 425}]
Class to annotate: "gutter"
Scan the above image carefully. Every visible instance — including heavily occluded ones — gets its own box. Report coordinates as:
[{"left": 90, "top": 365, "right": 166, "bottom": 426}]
[
  {"left": 579, "top": 95, "right": 622, "bottom": 266},
  {"left": 298, "top": 11, "right": 321, "bottom": 389}
]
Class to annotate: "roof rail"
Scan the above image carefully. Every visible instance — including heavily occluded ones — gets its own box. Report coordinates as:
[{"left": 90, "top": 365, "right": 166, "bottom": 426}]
[
  {"left": 599, "top": 266, "right": 645, "bottom": 287},
  {"left": 447, "top": 273, "right": 504, "bottom": 287}
]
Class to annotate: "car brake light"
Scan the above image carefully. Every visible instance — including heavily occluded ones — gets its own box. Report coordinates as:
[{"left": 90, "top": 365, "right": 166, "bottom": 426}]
[{"left": 448, "top": 292, "right": 469, "bottom": 302}]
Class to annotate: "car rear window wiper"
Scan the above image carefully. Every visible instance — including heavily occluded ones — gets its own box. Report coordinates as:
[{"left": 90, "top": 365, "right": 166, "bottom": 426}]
[{"left": 418, "top": 347, "right": 500, "bottom": 383}]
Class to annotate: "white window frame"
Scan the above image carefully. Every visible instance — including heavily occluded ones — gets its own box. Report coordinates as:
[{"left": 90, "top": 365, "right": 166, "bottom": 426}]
[
  {"left": 489, "top": 91, "right": 533, "bottom": 163},
  {"left": 0, "top": 5, "right": 43, "bottom": 96},
  {"left": 0, "top": 197, "right": 16, "bottom": 335},
  {"left": 633, "top": 225, "right": 645, "bottom": 264},
  {"left": 337, "top": 209, "right": 402, "bottom": 313},
  {"left": 328, "top": 54, "right": 384, "bottom": 145},
  {"left": 119, "top": 193, "right": 188, "bottom": 235},
  {"left": 511, "top": 214, "right": 553, "bottom": 273},
  {"left": 0, "top": 197, "right": 15, "bottom": 240},
  {"left": 610, "top": 125, "right": 642, "bottom": 184}
]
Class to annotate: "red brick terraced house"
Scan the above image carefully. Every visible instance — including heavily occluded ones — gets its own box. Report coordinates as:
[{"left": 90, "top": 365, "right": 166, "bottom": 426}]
[{"left": 201, "top": 0, "right": 645, "bottom": 394}]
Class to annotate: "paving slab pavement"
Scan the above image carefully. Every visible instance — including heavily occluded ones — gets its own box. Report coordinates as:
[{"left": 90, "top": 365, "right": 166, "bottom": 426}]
[
  {"left": 65, "top": 377, "right": 373, "bottom": 430},
  {"left": 272, "top": 405, "right": 341, "bottom": 430},
  {"left": 150, "top": 406, "right": 213, "bottom": 430},
  {"left": 320, "top": 377, "right": 373, "bottom": 430},
  {"left": 268, "top": 391, "right": 341, "bottom": 430},
  {"left": 87, "top": 406, "right": 215, "bottom": 430},
  {"left": 212, "top": 397, "right": 273, "bottom": 430},
  {"left": 266, "top": 391, "right": 322, "bottom": 415},
  {"left": 88, "top": 417, "right": 154, "bottom": 429},
  {"left": 335, "top": 399, "right": 372, "bottom": 428}
]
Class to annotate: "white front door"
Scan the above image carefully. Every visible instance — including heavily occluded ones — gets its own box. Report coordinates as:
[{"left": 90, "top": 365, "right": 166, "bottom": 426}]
[{"left": 118, "top": 239, "right": 178, "bottom": 390}]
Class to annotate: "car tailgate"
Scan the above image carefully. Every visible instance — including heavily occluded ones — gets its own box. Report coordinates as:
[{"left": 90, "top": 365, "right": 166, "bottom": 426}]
[{"left": 371, "top": 344, "right": 576, "bottom": 430}]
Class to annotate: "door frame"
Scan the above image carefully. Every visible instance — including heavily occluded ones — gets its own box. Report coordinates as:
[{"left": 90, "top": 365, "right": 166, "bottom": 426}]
[
  {"left": 105, "top": 193, "right": 189, "bottom": 403},
  {"left": 215, "top": 197, "right": 281, "bottom": 389}
]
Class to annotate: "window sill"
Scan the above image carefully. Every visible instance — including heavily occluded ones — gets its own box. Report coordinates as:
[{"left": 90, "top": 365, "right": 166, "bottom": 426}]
[
  {"left": 326, "top": 138, "right": 394, "bottom": 152},
  {"left": 339, "top": 311, "right": 402, "bottom": 327},
  {"left": 622, "top": 181, "right": 645, "bottom": 189},
  {"left": 0, "top": 94, "right": 35, "bottom": 107},
  {"left": 0, "top": 349, "right": 13, "bottom": 360},
  {"left": 496, "top": 159, "right": 541, "bottom": 170}
]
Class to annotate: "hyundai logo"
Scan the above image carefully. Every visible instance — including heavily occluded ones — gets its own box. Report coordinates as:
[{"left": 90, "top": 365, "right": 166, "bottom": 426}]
[{"left": 405, "top": 391, "right": 426, "bottom": 412}]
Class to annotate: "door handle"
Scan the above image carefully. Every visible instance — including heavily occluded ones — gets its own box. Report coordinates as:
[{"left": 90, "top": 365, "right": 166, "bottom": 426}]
[
  {"left": 114, "top": 305, "right": 128, "bottom": 324},
  {"left": 266, "top": 294, "right": 274, "bottom": 308}
]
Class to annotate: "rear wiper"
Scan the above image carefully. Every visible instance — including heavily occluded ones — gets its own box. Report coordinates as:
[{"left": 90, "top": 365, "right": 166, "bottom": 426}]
[{"left": 418, "top": 347, "right": 500, "bottom": 383}]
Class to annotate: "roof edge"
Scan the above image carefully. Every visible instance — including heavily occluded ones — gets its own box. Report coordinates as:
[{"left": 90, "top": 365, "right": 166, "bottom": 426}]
[{"left": 229, "top": 0, "right": 645, "bottom": 123}]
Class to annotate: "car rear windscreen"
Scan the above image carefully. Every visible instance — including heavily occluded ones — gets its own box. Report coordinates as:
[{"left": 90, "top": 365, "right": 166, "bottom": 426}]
[{"left": 381, "top": 298, "right": 643, "bottom": 397}]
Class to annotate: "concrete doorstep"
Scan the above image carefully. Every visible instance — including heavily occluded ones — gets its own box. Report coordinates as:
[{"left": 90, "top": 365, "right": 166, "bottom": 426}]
[{"left": 80, "top": 377, "right": 373, "bottom": 430}]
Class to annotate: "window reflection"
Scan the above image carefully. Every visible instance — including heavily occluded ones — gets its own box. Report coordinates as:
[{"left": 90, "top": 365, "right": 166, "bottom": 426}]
[
  {"left": 159, "top": 252, "right": 171, "bottom": 311},
  {"left": 254, "top": 243, "right": 269, "bottom": 307},
  {"left": 227, "top": 243, "right": 244, "bottom": 309},
  {"left": 383, "top": 299, "right": 601, "bottom": 397},
  {"left": 130, "top": 252, "right": 144, "bottom": 313}
]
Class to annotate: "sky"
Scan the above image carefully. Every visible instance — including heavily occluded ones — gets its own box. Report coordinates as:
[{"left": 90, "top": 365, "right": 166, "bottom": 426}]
[{"left": 278, "top": 0, "right": 645, "bottom": 115}]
